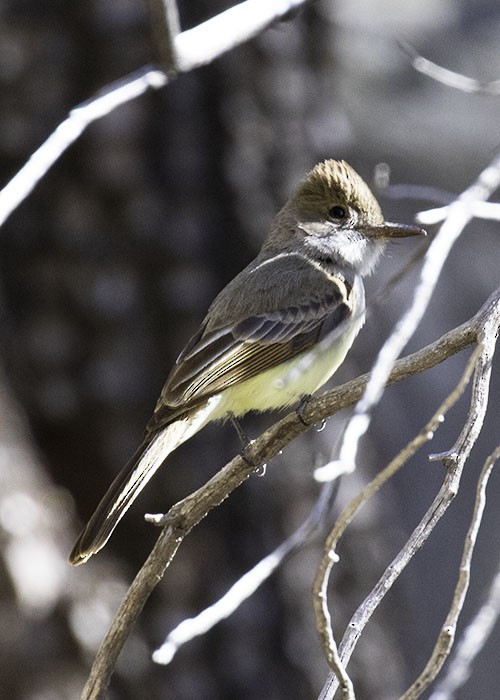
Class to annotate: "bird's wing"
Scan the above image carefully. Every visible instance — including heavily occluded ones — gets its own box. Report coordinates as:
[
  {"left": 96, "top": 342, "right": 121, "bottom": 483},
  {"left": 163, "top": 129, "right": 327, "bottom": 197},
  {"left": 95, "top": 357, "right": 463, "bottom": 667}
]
[
  {"left": 69, "top": 256, "right": 355, "bottom": 564},
  {"left": 146, "top": 254, "right": 354, "bottom": 436}
]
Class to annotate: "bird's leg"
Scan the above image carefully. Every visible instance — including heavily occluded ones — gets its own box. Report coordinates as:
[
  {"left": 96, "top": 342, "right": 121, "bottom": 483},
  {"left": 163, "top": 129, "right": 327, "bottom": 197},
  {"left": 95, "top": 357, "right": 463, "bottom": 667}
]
[
  {"left": 228, "top": 412, "right": 260, "bottom": 467},
  {"left": 228, "top": 412, "right": 251, "bottom": 448},
  {"left": 296, "top": 394, "right": 313, "bottom": 426}
]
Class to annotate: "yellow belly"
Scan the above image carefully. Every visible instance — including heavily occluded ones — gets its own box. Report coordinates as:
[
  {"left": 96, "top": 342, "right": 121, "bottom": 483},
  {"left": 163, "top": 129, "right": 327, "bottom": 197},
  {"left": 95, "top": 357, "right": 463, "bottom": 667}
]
[{"left": 209, "top": 311, "right": 364, "bottom": 420}]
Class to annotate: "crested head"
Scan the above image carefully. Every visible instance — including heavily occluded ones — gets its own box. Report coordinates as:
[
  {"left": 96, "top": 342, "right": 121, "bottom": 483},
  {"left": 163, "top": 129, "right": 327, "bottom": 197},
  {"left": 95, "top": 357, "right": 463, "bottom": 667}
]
[
  {"left": 262, "top": 159, "right": 423, "bottom": 277},
  {"left": 294, "top": 160, "right": 384, "bottom": 225}
]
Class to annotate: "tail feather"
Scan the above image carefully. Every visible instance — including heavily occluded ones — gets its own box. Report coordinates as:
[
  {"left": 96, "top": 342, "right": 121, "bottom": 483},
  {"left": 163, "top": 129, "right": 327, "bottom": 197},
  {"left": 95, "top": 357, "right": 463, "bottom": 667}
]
[{"left": 69, "top": 406, "right": 215, "bottom": 565}]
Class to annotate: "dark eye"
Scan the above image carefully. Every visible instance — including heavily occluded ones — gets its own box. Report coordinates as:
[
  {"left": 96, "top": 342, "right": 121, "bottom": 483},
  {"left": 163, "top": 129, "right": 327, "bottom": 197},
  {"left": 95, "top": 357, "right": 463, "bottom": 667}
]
[{"left": 329, "top": 205, "right": 347, "bottom": 220}]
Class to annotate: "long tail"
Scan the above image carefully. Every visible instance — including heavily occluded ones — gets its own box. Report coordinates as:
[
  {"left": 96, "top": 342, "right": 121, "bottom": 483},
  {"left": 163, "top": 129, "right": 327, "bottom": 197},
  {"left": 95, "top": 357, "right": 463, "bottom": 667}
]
[{"left": 69, "top": 406, "right": 214, "bottom": 565}]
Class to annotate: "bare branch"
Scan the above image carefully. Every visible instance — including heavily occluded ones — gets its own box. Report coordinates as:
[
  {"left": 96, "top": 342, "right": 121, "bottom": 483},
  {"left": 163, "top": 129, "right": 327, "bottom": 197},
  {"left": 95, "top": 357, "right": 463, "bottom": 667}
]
[
  {"left": 0, "top": 0, "right": 312, "bottom": 228},
  {"left": 402, "top": 445, "right": 500, "bottom": 700},
  {"left": 315, "top": 345, "right": 481, "bottom": 699},
  {"left": 373, "top": 164, "right": 500, "bottom": 225},
  {"left": 429, "top": 487, "right": 500, "bottom": 699},
  {"left": 318, "top": 285, "right": 500, "bottom": 699},
  {"left": 79, "top": 286, "right": 499, "bottom": 698},
  {"left": 174, "top": 0, "right": 312, "bottom": 72},
  {"left": 431, "top": 279, "right": 500, "bottom": 468},
  {"left": 400, "top": 39, "right": 500, "bottom": 95},
  {"left": 432, "top": 559, "right": 500, "bottom": 700}
]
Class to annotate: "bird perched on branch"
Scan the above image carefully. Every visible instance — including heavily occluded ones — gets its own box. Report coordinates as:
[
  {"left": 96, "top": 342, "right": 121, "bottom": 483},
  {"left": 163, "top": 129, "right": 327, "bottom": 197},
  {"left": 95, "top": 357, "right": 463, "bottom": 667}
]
[{"left": 70, "top": 159, "right": 425, "bottom": 565}]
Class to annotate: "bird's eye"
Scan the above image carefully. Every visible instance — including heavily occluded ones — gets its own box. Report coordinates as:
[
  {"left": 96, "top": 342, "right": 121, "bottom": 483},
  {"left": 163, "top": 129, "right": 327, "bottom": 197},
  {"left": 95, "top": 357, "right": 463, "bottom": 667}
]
[{"left": 329, "top": 205, "right": 347, "bottom": 220}]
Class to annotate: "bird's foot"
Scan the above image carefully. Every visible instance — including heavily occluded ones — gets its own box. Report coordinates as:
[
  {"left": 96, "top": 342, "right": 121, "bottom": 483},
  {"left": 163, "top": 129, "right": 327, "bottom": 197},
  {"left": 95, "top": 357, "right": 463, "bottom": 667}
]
[{"left": 296, "top": 394, "right": 313, "bottom": 426}]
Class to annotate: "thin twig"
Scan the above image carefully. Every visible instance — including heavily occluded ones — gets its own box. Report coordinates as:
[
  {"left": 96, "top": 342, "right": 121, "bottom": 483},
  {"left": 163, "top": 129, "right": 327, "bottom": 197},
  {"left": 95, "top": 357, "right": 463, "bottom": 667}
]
[
  {"left": 429, "top": 495, "right": 500, "bottom": 700},
  {"left": 373, "top": 164, "right": 455, "bottom": 206},
  {"left": 433, "top": 563, "right": 500, "bottom": 699},
  {"left": 399, "top": 39, "right": 500, "bottom": 95},
  {"left": 418, "top": 201, "right": 500, "bottom": 226},
  {"left": 315, "top": 345, "right": 481, "bottom": 698},
  {"left": 173, "top": 0, "right": 313, "bottom": 72},
  {"left": 402, "top": 445, "right": 500, "bottom": 700}
]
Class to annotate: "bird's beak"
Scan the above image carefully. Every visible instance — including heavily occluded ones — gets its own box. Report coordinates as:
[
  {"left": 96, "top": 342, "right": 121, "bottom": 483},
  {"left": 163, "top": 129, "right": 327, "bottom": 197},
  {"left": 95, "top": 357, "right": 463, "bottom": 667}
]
[{"left": 362, "top": 222, "right": 427, "bottom": 239}]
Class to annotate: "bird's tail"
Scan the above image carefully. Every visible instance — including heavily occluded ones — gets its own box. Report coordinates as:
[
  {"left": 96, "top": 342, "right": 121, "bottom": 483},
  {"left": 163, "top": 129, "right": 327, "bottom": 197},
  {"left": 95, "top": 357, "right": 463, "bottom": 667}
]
[{"left": 69, "top": 406, "right": 214, "bottom": 565}]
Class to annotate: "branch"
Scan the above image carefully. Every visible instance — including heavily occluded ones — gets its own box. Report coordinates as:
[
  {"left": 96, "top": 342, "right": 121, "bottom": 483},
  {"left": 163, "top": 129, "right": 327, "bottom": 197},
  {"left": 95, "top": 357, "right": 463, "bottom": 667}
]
[
  {"left": 400, "top": 40, "right": 500, "bottom": 95},
  {"left": 149, "top": 259, "right": 497, "bottom": 664},
  {"left": 173, "top": 0, "right": 313, "bottom": 72},
  {"left": 315, "top": 345, "right": 482, "bottom": 698},
  {"left": 403, "top": 445, "right": 500, "bottom": 700},
  {"left": 317, "top": 287, "right": 500, "bottom": 699},
  {"left": 0, "top": 0, "right": 312, "bottom": 228},
  {"left": 79, "top": 286, "right": 499, "bottom": 698},
  {"left": 429, "top": 479, "right": 500, "bottom": 699}
]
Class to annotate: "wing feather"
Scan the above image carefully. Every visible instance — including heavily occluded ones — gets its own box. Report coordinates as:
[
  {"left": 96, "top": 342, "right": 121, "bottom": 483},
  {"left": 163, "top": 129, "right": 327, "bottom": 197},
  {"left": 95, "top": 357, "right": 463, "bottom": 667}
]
[{"left": 146, "top": 256, "right": 354, "bottom": 437}]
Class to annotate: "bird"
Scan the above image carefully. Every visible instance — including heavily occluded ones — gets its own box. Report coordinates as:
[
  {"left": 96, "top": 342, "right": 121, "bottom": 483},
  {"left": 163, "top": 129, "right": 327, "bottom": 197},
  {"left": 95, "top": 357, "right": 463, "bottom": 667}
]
[{"left": 69, "top": 159, "right": 425, "bottom": 565}]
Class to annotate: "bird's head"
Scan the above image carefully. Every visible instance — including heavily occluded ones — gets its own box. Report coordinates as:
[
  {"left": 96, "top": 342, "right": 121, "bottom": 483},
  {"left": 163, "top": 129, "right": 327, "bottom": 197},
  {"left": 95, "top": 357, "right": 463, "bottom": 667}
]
[{"left": 265, "top": 160, "right": 425, "bottom": 276}]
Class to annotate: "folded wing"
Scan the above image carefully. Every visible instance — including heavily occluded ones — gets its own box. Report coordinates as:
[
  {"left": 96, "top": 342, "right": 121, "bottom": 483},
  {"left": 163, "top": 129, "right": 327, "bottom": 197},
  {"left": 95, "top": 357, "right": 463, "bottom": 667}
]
[{"left": 147, "top": 254, "right": 353, "bottom": 436}]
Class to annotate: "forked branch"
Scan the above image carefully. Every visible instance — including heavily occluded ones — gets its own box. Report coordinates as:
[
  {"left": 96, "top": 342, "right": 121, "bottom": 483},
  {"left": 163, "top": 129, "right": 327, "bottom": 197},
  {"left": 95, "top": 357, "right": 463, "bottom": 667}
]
[{"left": 317, "top": 287, "right": 500, "bottom": 700}]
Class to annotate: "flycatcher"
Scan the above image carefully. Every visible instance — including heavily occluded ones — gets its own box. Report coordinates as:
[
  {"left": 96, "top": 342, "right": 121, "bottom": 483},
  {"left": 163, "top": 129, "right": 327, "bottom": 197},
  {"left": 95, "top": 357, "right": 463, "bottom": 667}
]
[{"left": 70, "top": 159, "right": 424, "bottom": 565}]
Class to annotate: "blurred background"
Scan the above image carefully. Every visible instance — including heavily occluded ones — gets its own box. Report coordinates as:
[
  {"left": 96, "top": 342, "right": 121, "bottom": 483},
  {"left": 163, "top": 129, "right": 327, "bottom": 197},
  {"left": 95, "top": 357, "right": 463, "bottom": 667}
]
[{"left": 1, "top": 1, "right": 500, "bottom": 698}]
